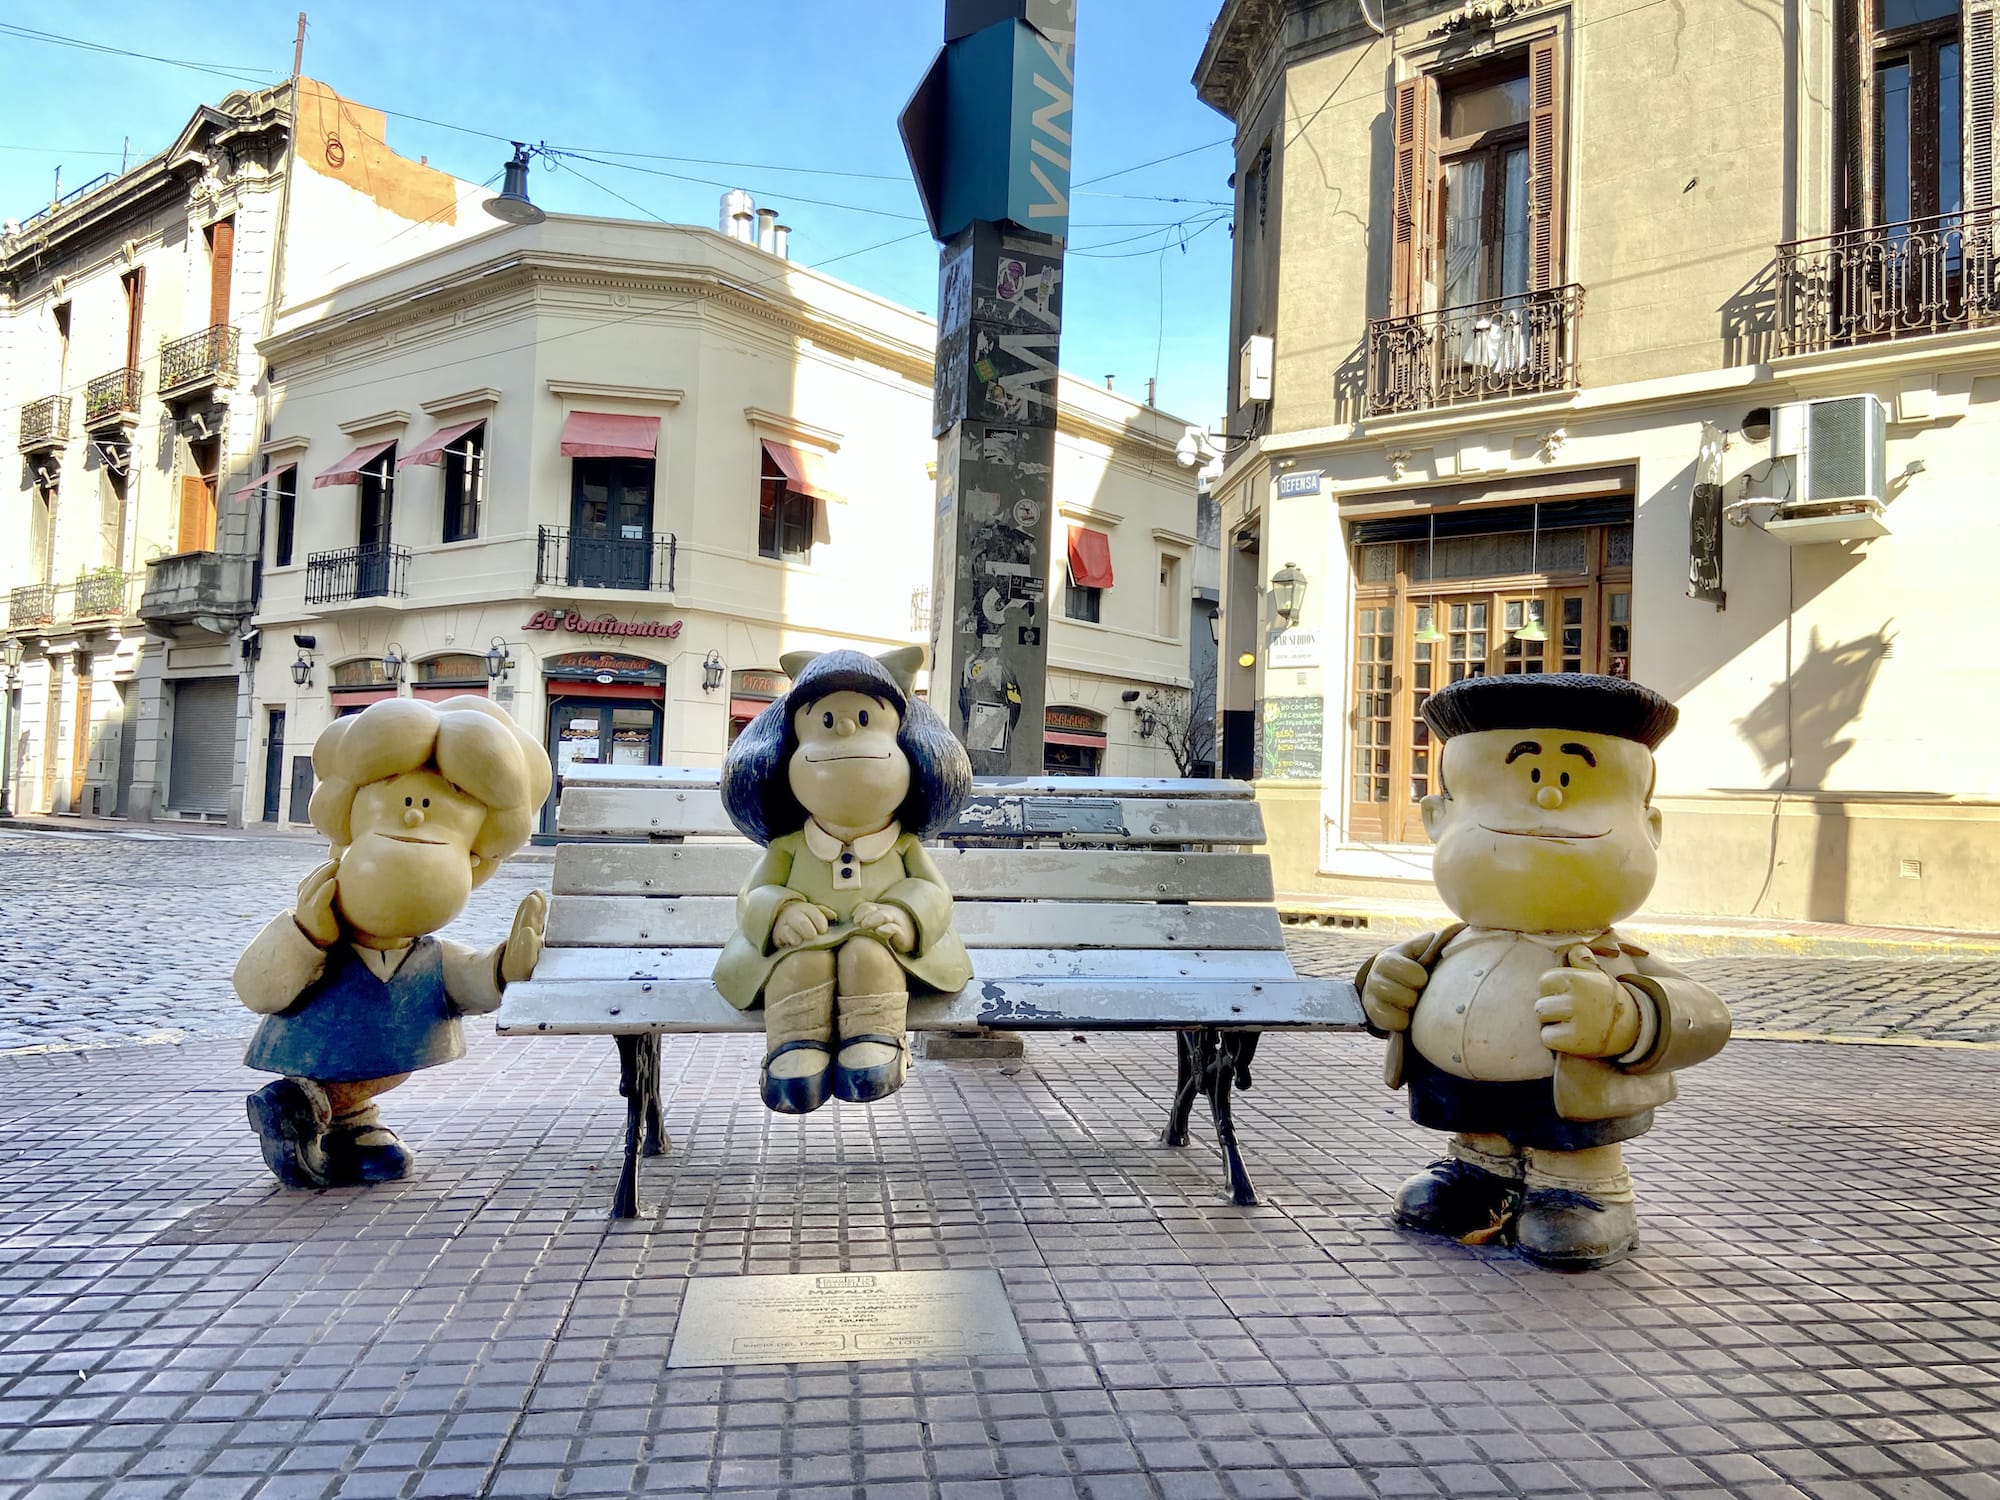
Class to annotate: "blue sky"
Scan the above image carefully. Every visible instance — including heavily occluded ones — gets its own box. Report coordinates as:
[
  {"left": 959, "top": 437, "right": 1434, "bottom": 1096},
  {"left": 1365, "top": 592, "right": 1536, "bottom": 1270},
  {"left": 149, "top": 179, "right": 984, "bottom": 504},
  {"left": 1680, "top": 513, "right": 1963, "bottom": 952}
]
[{"left": 0, "top": 1, "right": 1239, "bottom": 426}]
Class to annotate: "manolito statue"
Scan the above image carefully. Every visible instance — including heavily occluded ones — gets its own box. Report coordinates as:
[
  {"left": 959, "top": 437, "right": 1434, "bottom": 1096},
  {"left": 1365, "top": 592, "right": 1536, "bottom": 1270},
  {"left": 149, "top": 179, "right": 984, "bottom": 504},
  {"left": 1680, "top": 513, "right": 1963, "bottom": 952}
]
[
  {"left": 1357, "top": 673, "right": 1731, "bottom": 1270},
  {"left": 234, "top": 696, "right": 553, "bottom": 1188},
  {"left": 714, "top": 646, "right": 973, "bottom": 1113}
]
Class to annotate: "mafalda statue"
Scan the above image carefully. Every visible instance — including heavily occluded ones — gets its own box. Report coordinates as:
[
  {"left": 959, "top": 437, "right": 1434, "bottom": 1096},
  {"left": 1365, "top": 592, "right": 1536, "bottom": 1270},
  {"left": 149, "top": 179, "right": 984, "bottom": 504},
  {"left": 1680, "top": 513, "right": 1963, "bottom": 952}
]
[
  {"left": 715, "top": 646, "right": 973, "bottom": 1113},
  {"left": 1358, "top": 673, "right": 1730, "bottom": 1270},
  {"left": 234, "top": 696, "right": 553, "bottom": 1188}
]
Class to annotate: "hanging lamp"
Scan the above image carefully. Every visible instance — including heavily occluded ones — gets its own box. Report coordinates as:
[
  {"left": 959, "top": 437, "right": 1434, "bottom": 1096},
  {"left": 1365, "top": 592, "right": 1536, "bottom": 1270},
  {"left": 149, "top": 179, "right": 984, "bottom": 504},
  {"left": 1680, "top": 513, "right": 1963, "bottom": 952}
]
[
  {"left": 1513, "top": 504, "right": 1548, "bottom": 642},
  {"left": 1413, "top": 513, "right": 1445, "bottom": 644}
]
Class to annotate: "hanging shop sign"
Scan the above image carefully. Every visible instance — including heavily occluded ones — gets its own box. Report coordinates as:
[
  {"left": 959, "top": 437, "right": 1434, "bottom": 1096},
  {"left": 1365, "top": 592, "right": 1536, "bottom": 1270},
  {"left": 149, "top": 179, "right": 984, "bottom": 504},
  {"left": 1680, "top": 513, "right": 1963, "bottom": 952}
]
[
  {"left": 523, "top": 609, "right": 685, "bottom": 639},
  {"left": 543, "top": 651, "right": 668, "bottom": 684}
]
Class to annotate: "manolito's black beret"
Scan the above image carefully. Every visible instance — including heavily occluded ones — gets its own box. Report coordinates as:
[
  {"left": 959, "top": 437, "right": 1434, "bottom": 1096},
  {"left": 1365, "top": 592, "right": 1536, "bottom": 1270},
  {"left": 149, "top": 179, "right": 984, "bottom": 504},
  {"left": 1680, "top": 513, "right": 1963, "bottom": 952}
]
[{"left": 1421, "top": 672, "right": 1678, "bottom": 749}]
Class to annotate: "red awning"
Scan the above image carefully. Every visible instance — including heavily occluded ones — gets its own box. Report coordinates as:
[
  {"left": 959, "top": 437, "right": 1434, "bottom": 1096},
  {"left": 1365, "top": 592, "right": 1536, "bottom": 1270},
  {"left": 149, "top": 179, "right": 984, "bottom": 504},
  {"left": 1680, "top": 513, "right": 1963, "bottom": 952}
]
[
  {"left": 231, "top": 465, "right": 294, "bottom": 500},
  {"left": 1045, "top": 729, "right": 1109, "bottom": 748},
  {"left": 1067, "top": 525, "right": 1115, "bottom": 589},
  {"left": 396, "top": 418, "right": 483, "bottom": 470},
  {"left": 761, "top": 439, "right": 844, "bottom": 502},
  {"left": 312, "top": 439, "right": 396, "bottom": 489},
  {"left": 729, "top": 697, "right": 774, "bottom": 720},
  {"left": 560, "top": 411, "right": 659, "bottom": 460}
]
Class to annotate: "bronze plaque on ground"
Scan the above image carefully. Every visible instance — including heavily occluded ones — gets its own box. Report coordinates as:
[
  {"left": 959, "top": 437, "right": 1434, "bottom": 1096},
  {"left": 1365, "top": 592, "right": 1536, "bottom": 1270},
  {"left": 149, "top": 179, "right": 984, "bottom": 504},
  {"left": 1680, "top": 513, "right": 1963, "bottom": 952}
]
[{"left": 667, "top": 1268, "right": 1027, "bottom": 1368}]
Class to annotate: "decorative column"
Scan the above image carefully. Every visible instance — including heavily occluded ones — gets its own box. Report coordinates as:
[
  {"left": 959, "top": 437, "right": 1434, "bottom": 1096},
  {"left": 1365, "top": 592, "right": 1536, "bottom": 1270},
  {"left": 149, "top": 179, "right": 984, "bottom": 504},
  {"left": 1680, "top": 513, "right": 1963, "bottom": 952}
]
[{"left": 902, "top": 0, "right": 1076, "bottom": 775}]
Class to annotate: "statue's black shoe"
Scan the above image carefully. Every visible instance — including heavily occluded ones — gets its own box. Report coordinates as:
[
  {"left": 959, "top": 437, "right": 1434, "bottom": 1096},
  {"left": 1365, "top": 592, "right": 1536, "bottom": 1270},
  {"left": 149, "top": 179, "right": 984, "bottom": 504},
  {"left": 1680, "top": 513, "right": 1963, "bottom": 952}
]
[
  {"left": 1392, "top": 1158, "right": 1521, "bottom": 1242},
  {"left": 246, "top": 1080, "right": 330, "bottom": 1189},
  {"left": 761, "top": 1039, "right": 834, "bottom": 1114},
  {"left": 1515, "top": 1187, "right": 1639, "bottom": 1271},
  {"left": 321, "top": 1125, "right": 414, "bottom": 1185}
]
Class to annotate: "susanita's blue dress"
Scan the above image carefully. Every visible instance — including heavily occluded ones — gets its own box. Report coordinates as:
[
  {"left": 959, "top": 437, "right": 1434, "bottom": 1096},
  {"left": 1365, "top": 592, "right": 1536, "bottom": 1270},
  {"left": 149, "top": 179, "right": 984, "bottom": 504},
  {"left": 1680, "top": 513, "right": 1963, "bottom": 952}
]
[{"left": 243, "top": 938, "right": 464, "bottom": 1083}]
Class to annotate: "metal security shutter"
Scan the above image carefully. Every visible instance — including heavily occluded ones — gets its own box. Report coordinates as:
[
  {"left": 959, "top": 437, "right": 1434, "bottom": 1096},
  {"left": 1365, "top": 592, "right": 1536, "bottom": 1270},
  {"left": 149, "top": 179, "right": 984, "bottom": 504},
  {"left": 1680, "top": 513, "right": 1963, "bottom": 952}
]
[{"left": 167, "top": 676, "right": 237, "bottom": 814}]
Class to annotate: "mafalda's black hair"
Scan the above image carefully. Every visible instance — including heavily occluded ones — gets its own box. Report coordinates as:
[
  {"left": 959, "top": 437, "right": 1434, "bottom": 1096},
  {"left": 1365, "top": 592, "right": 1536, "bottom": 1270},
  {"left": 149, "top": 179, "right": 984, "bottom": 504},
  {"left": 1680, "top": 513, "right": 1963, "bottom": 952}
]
[
  {"left": 1423, "top": 672, "right": 1678, "bottom": 750},
  {"left": 721, "top": 649, "right": 973, "bottom": 845}
]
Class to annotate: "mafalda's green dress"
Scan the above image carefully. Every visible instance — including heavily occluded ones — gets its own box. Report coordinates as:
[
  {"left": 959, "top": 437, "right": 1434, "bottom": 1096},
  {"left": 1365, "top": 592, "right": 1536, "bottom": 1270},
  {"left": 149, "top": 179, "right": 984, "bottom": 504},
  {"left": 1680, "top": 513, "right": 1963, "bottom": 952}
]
[{"left": 712, "top": 819, "right": 974, "bottom": 1009}]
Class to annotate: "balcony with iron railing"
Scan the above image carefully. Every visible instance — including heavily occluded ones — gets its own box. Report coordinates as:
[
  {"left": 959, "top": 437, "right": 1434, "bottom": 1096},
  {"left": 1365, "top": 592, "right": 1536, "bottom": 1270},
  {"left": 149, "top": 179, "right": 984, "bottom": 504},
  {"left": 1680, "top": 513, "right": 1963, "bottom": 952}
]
[
  {"left": 158, "top": 325, "right": 240, "bottom": 402},
  {"left": 305, "top": 544, "right": 412, "bottom": 605},
  {"left": 18, "top": 395, "right": 71, "bottom": 454},
  {"left": 83, "top": 368, "right": 143, "bottom": 429},
  {"left": 534, "top": 526, "right": 678, "bottom": 592},
  {"left": 1366, "top": 284, "right": 1586, "bottom": 417},
  {"left": 3, "top": 572, "right": 136, "bottom": 632},
  {"left": 8, "top": 584, "right": 54, "bottom": 631},
  {"left": 1778, "top": 206, "right": 2000, "bottom": 355}
]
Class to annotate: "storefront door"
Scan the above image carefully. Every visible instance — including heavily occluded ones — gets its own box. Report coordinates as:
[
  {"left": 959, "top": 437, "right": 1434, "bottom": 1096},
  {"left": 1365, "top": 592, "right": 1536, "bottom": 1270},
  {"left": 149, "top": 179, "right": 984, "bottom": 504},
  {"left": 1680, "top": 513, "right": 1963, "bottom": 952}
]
[{"left": 543, "top": 695, "right": 663, "bottom": 834}]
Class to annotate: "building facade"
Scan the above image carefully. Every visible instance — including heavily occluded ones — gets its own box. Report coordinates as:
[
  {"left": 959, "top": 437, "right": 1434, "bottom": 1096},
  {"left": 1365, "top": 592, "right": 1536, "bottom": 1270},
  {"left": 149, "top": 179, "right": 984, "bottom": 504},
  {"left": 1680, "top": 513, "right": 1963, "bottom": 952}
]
[
  {"left": 0, "top": 79, "right": 488, "bottom": 822},
  {"left": 1195, "top": 0, "right": 2000, "bottom": 927},
  {"left": 245, "top": 212, "right": 1199, "bottom": 831}
]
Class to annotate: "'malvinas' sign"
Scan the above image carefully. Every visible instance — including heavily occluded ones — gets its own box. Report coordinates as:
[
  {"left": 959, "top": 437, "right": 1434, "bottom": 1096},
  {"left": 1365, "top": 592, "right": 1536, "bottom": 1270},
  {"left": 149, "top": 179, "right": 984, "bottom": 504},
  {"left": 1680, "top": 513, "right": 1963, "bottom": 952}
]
[{"left": 524, "top": 610, "right": 685, "bottom": 639}]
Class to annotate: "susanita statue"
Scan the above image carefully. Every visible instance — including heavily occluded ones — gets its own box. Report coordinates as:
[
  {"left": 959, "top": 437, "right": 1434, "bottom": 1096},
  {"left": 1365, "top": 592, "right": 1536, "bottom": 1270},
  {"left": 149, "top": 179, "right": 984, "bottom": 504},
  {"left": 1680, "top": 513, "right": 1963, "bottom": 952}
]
[
  {"left": 233, "top": 696, "right": 553, "bottom": 1188},
  {"left": 714, "top": 646, "right": 974, "bottom": 1113},
  {"left": 1357, "top": 673, "right": 1731, "bottom": 1270}
]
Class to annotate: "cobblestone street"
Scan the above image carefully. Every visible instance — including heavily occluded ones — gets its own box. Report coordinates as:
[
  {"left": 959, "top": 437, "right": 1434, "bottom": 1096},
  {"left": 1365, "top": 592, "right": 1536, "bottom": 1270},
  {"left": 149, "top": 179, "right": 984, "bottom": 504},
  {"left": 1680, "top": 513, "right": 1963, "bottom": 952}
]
[{"left": 0, "top": 829, "right": 1997, "bottom": 1500}]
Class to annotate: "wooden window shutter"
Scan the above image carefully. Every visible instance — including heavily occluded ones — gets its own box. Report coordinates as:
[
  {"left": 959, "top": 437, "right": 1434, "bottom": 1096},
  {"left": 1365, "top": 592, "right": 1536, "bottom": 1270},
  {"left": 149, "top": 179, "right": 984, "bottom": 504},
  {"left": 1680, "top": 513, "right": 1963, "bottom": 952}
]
[
  {"left": 1967, "top": 0, "right": 1999, "bottom": 211},
  {"left": 178, "top": 474, "right": 216, "bottom": 553},
  {"left": 207, "top": 218, "right": 234, "bottom": 327},
  {"left": 1833, "top": 0, "right": 1873, "bottom": 230},
  {"left": 1528, "top": 34, "right": 1568, "bottom": 292},
  {"left": 1391, "top": 74, "right": 1438, "bottom": 315}
]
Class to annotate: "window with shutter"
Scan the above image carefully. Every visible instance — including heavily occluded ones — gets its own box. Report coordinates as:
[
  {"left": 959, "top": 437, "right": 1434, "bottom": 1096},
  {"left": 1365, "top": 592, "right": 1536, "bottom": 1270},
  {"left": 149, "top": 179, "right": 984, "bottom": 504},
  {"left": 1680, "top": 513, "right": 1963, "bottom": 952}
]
[
  {"left": 1964, "top": 0, "right": 1998, "bottom": 208},
  {"left": 1528, "top": 35, "right": 1567, "bottom": 291},
  {"left": 1391, "top": 76, "right": 1436, "bottom": 316}
]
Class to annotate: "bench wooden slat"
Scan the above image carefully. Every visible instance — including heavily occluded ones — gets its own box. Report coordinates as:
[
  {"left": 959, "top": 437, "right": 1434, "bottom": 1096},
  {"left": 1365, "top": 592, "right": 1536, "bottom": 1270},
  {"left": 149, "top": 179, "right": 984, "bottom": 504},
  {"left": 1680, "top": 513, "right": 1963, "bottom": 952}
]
[
  {"left": 561, "top": 764, "right": 1254, "bottom": 800},
  {"left": 559, "top": 786, "right": 1267, "bottom": 845},
  {"left": 552, "top": 845, "right": 1275, "bottom": 902},
  {"left": 532, "top": 946, "right": 1305, "bottom": 982},
  {"left": 545, "top": 895, "right": 1287, "bottom": 951},
  {"left": 499, "top": 977, "right": 1366, "bottom": 1034}
]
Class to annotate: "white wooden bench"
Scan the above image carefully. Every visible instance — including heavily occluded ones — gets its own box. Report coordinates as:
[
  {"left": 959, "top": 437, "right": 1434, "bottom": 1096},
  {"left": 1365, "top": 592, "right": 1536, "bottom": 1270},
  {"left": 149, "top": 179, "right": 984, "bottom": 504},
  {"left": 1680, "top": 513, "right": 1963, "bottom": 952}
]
[{"left": 499, "top": 764, "right": 1365, "bottom": 1217}]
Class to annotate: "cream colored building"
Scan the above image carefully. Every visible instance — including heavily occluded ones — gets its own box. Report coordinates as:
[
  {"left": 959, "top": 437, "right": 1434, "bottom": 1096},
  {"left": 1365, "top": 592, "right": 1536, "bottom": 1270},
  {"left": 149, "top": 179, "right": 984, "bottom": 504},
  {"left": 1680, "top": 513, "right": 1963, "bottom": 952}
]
[
  {"left": 1196, "top": 0, "right": 2000, "bottom": 927},
  {"left": 0, "top": 79, "right": 489, "bottom": 821},
  {"left": 244, "top": 210, "right": 1198, "bottom": 831}
]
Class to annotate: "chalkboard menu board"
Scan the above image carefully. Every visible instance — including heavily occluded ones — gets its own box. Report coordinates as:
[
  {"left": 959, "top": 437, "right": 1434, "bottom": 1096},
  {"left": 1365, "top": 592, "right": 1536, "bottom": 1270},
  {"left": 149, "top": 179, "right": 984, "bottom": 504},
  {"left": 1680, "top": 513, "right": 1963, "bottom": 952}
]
[{"left": 1260, "top": 696, "right": 1324, "bottom": 781}]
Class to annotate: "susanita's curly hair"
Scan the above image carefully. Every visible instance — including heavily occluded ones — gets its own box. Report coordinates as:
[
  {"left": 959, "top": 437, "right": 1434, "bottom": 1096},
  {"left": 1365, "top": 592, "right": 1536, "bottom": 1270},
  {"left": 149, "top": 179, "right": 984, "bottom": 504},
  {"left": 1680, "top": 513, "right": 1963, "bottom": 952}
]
[
  {"left": 307, "top": 695, "right": 553, "bottom": 882},
  {"left": 721, "top": 649, "right": 972, "bottom": 846}
]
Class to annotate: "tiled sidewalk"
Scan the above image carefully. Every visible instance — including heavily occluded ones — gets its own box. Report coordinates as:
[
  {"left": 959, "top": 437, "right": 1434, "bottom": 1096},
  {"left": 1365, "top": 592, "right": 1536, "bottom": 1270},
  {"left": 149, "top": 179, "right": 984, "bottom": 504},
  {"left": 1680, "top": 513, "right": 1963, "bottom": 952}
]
[{"left": 2, "top": 1026, "right": 1998, "bottom": 1500}]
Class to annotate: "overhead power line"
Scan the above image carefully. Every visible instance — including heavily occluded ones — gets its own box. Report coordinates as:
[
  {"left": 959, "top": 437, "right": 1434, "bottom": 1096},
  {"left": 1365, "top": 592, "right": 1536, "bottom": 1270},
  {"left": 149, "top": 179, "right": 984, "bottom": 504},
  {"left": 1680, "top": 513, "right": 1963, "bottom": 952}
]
[{"left": 0, "top": 22, "right": 278, "bottom": 86}]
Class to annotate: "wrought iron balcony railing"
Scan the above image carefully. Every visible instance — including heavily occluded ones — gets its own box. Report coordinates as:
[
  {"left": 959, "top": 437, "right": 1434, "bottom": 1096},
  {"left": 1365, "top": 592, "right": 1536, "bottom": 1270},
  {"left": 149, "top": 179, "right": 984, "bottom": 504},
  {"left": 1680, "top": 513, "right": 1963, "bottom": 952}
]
[
  {"left": 73, "top": 570, "right": 131, "bottom": 618},
  {"left": 83, "top": 368, "right": 143, "bottom": 427},
  {"left": 1778, "top": 206, "right": 2000, "bottom": 355},
  {"left": 1366, "top": 285, "right": 1585, "bottom": 416},
  {"left": 305, "top": 544, "right": 412, "bottom": 604},
  {"left": 18, "top": 395, "right": 70, "bottom": 453},
  {"left": 158, "top": 324, "right": 240, "bottom": 398},
  {"left": 535, "top": 525, "right": 678, "bottom": 592},
  {"left": 8, "top": 584, "right": 54, "bottom": 630}
]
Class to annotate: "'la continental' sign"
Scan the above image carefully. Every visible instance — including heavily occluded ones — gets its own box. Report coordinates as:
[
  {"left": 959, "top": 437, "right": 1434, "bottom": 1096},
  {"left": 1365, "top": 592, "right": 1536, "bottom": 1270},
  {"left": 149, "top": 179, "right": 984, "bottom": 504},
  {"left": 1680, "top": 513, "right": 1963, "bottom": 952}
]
[{"left": 524, "top": 610, "right": 685, "bottom": 639}]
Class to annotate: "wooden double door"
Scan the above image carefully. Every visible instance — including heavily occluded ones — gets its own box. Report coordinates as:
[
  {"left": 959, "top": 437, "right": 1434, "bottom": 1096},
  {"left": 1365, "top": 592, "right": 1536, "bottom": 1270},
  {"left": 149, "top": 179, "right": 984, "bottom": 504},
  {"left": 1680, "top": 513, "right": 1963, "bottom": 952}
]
[{"left": 1350, "top": 580, "right": 1632, "bottom": 844}]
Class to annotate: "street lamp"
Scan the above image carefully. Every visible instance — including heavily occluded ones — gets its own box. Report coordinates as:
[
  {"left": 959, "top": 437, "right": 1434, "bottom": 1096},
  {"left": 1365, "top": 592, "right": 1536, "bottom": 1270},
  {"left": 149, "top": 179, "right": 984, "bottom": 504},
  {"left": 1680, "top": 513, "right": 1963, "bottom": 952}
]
[
  {"left": 289, "top": 653, "right": 313, "bottom": 688},
  {"left": 483, "top": 143, "right": 548, "bottom": 225},
  {"left": 0, "top": 637, "right": 22, "bottom": 818},
  {"left": 1269, "top": 563, "right": 1308, "bottom": 628},
  {"left": 484, "top": 637, "right": 514, "bottom": 682},
  {"left": 381, "top": 643, "right": 406, "bottom": 684},
  {"left": 701, "top": 650, "right": 725, "bottom": 694}
]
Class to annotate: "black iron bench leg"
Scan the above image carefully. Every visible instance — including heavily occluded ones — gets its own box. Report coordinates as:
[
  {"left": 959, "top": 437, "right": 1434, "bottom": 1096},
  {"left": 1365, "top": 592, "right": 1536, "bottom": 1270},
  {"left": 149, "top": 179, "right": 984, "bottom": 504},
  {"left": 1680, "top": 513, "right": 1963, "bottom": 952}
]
[
  {"left": 1161, "top": 1029, "right": 1201, "bottom": 1147},
  {"left": 613, "top": 1032, "right": 661, "bottom": 1221},
  {"left": 642, "top": 1033, "right": 668, "bottom": 1158},
  {"left": 1204, "top": 1028, "right": 1262, "bottom": 1207}
]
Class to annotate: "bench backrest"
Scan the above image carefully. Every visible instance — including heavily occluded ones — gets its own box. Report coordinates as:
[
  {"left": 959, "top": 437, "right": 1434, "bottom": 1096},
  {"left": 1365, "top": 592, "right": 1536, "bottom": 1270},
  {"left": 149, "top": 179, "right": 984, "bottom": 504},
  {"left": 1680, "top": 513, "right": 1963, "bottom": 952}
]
[{"left": 542, "top": 765, "right": 1288, "bottom": 971}]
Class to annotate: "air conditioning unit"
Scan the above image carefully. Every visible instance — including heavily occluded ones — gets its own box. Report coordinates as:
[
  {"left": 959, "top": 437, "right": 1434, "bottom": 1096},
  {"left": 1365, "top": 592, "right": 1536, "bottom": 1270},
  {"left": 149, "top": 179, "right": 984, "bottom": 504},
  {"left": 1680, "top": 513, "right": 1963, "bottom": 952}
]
[
  {"left": 1239, "top": 334, "right": 1273, "bottom": 403},
  {"left": 1766, "top": 395, "right": 1890, "bottom": 543}
]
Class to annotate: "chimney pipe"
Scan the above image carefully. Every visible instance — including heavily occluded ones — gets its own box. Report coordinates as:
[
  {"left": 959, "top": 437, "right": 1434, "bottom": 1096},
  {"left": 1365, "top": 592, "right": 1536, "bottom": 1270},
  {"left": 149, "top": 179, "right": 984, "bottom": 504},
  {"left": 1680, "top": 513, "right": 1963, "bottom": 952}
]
[
  {"left": 1146, "top": 378, "right": 1157, "bottom": 407},
  {"left": 773, "top": 223, "right": 790, "bottom": 259},
  {"left": 731, "top": 210, "right": 754, "bottom": 243},
  {"left": 1105, "top": 374, "right": 1116, "bottom": 392},
  {"left": 756, "top": 207, "right": 778, "bottom": 252},
  {"left": 720, "top": 188, "right": 754, "bottom": 237}
]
